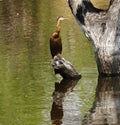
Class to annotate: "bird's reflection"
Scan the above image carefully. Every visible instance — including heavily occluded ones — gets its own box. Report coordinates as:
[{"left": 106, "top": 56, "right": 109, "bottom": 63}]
[
  {"left": 82, "top": 76, "right": 120, "bottom": 125},
  {"left": 51, "top": 78, "right": 80, "bottom": 125}
]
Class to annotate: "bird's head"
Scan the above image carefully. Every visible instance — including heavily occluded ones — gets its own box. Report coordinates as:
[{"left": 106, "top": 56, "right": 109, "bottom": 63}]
[
  {"left": 56, "top": 16, "right": 67, "bottom": 31},
  {"left": 57, "top": 16, "right": 67, "bottom": 22}
]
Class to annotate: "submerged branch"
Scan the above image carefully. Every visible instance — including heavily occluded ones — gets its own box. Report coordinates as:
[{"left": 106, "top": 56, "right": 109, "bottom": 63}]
[{"left": 52, "top": 54, "right": 81, "bottom": 79}]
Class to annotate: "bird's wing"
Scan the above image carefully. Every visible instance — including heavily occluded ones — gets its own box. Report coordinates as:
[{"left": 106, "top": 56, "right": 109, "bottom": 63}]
[{"left": 90, "top": 0, "right": 111, "bottom": 10}]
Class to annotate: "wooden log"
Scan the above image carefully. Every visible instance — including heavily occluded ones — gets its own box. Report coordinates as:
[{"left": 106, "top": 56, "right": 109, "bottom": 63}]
[{"left": 52, "top": 54, "right": 81, "bottom": 79}]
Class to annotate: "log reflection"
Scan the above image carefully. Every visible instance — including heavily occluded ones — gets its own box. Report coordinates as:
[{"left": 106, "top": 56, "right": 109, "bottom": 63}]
[
  {"left": 51, "top": 78, "right": 80, "bottom": 125},
  {"left": 83, "top": 76, "right": 120, "bottom": 125}
]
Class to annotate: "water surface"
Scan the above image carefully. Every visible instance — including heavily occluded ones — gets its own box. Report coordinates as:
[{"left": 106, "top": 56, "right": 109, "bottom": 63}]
[{"left": 0, "top": 0, "right": 112, "bottom": 125}]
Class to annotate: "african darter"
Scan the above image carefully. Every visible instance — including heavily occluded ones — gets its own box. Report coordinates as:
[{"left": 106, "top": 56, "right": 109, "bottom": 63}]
[{"left": 50, "top": 16, "right": 66, "bottom": 58}]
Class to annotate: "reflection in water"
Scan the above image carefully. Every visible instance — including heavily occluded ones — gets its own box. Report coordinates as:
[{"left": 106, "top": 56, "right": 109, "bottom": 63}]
[
  {"left": 51, "top": 78, "right": 80, "bottom": 125},
  {"left": 1, "top": 0, "right": 38, "bottom": 41},
  {"left": 83, "top": 76, "right": 120, "bottom": 125}
]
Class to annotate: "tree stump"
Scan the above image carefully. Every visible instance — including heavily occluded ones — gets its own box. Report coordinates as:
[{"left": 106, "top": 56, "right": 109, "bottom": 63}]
[{"left": 52, "top": 54, "right": 81, "bottom": 79}]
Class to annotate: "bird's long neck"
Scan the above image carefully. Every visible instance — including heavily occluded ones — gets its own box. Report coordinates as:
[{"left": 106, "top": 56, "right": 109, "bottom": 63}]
[{"left": 56, "top": 19, "right": 61, "bottom": 33}]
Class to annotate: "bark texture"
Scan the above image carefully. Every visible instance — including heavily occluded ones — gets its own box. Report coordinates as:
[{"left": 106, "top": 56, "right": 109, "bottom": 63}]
[
  {"left": 92, "top": 0, "right": 120, "bottom": 76},
  {"left": 67, "top": 0, "right": 120, "bottom": 76},
  {"left": 52, "top": 54, "right": 81, "bottom": 79}
]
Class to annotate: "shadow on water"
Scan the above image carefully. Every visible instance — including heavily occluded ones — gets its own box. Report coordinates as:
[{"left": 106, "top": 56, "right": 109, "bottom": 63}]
[
  {"left": 83, "top": 76, "right": 120, "bottom": 125},
  {"left": 51, "top": 78, "right": 80, "bottom": 125}
]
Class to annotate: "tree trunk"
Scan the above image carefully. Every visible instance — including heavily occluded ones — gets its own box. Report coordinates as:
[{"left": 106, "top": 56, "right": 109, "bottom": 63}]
[
  {"left": 68, "top": 0, "right": 120, "bottom": 76},
  {"left": 84, "top": 0, "right": 120, "bottom": 76},
  {"left": 52, "top": 54, "right": 81, "bottom": 79},
  {"left": 93, "top": 3, "right": 120, "bottom": 76}
]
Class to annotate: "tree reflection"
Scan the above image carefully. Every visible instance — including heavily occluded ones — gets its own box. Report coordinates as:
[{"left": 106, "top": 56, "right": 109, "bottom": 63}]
[
  {"left": 51, "top": 78, "right": 80, "bottom": 125},
  {"left": 1, "top": 0, "right": 38, "bottom": 42},
  {"left": 82, "top": 76, "right": 120, "bottom": 125}
]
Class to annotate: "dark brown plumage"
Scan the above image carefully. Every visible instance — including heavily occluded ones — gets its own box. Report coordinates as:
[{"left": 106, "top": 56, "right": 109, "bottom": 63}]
[{"left": 50, "top": 16, "right": 65, "bottom": 58}]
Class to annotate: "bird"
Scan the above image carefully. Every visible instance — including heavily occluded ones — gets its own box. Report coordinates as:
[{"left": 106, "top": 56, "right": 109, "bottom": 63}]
[{"left": 50, "top": 16, "right": 66, "bottom": 58}]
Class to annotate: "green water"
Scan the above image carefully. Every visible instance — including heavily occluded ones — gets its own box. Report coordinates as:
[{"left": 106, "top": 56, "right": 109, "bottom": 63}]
[{"left": 0, "top": 0, "right": 100, "bottom": 125}]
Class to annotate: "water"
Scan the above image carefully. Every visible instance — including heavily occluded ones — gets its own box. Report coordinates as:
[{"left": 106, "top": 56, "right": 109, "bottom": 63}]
[{"left": 0, "top": 0, "right": 119, "bottom": 125}]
